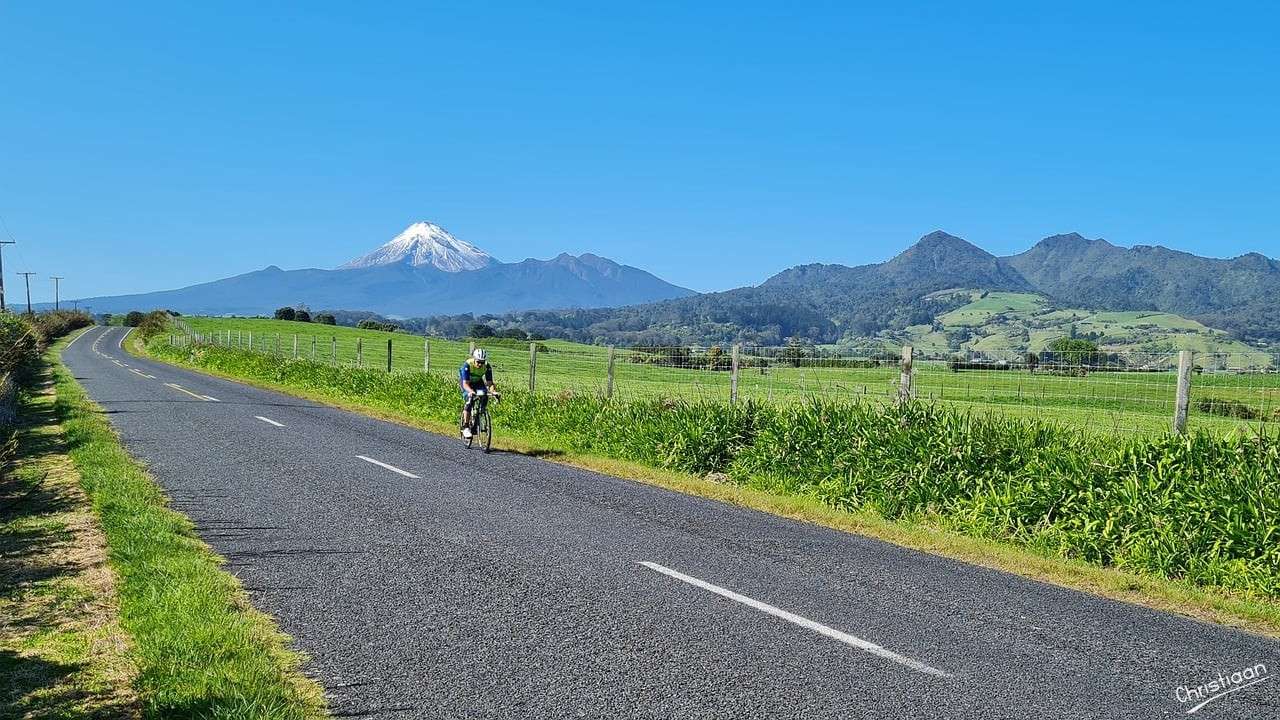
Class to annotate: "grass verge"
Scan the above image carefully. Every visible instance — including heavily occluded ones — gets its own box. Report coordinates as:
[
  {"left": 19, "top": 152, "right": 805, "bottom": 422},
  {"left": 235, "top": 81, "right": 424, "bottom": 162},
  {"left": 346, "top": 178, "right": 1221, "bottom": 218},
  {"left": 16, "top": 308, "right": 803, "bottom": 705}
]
[
  {"left": 132, "top": 333, "right": 1280, "bottom": 639},
  {"left": 52, "top": 335, "right": 326, "bottom": 719},
  {"left": 1, "top": 367, "right": 139, "bottom": 719}
]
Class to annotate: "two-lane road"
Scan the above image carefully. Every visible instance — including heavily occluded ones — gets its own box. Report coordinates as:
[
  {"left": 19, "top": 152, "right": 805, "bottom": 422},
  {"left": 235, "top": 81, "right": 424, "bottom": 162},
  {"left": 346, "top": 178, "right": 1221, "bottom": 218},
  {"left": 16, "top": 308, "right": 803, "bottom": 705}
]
[{"left": 63, "top": 326, "right": 1279, "bottom": 718}]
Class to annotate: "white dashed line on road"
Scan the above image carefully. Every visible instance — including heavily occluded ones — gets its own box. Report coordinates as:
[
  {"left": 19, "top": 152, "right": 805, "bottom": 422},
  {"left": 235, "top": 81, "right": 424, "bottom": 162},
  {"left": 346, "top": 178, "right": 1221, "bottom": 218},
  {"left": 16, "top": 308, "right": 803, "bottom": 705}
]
[
  {"left": 255, "top": 416, "right": 285, "bottom": 427},
  {"left": 356, "top": 455, "right": 421, "bottom": 479},
  {"left": 130, "top": 369, "right": 157, "bottom": 379},
  {"left": 637, "top": 561, "right": 952, "bottom": 679}
]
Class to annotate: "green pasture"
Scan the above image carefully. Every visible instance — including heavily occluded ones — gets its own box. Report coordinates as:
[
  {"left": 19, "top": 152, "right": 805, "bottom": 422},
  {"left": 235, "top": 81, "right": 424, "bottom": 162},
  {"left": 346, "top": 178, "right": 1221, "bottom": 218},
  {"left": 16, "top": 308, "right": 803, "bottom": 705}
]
[{"left": 180, "top": 316, "right": 1280, "bottom": 436}]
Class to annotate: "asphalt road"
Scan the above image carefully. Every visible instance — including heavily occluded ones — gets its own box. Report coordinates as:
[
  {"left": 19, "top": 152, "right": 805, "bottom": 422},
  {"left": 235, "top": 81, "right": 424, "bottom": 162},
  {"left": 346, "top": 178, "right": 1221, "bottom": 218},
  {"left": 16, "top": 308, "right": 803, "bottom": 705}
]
[{"left": 63, "top": 326, "right": 1279, "bottom": 719}]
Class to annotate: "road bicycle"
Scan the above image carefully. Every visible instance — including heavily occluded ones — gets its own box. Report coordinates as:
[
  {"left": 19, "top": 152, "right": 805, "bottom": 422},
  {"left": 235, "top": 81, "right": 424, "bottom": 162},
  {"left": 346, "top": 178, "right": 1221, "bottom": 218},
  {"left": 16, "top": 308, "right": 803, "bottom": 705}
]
[{"left": 461, "top": 388, "right": 498, "bottom": 452}]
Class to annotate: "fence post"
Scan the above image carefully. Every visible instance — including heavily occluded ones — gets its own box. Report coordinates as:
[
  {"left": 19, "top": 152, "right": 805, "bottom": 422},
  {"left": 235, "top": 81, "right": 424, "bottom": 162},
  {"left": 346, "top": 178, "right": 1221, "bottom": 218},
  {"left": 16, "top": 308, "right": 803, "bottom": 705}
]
[
  {"left": 311, "top": 335, "right": 316, "bottom": 360},
  {"left": 469, "top": 340, "right": 476, "bottom": 356},
  {"left": 386, "top": 338, "right": 393, "bottom": 373},
  {"left": 730, "top": 343, "right": 741, "bottom": 404},
  {"left": 1173, "top": 350, "right": 1193, "bottom": 435},
  {"left": 898, "top": 345, "right": 914, "bottom": 403},
  {"left": 331, "top": 336, "right": 336, "bottom": 364},
  {"left": 248, "top": 331, "right": 253, "bottom": 351},
  {"left": 529, "top": 342, "right": 537, "bottom": 393},
  {"left": 293, "top": 334, "right": 298, "bottom": 359},
  {"left": 356, "top": 338, "right": 363, "bottom": 368},
  {"left": 606, "top": 345, "right": 616, "bottom": 399},
  {"left": 424, "top": 337, "right": 430, "bottom": 373}
]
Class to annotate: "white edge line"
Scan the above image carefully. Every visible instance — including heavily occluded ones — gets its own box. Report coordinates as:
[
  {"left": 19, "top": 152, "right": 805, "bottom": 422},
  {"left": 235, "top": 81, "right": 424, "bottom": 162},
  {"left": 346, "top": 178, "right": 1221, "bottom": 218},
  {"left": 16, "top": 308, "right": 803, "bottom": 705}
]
[
  {"left": 356, "top": 455, "right": 420, "bottom": 479},
  {"left": 64, "top": 326, "right": 95, "bottom": 349},
  {"left": 637, "top": 561, "right": 952, "bottom": 679},
  {"left": 255, "top": 416, "right": 284, "bottom": 427}
]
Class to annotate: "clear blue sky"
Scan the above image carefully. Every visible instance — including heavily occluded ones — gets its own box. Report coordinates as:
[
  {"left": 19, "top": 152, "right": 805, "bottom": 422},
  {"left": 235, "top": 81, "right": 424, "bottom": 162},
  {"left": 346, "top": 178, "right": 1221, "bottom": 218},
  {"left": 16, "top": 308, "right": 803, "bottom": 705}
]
[{"left": 2, "top": 1, "right": 1277, "bottom": 303}]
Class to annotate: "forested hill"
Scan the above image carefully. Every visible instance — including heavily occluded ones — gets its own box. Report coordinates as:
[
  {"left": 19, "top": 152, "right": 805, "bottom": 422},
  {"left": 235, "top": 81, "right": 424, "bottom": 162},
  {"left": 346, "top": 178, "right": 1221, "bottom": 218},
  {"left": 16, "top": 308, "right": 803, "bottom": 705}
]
[
  {"left": 413, "top": 231, "right": 1280, "bottom": 347},
  {"left": 422, "top": 232, "right": 1033, "bottom": 345}
]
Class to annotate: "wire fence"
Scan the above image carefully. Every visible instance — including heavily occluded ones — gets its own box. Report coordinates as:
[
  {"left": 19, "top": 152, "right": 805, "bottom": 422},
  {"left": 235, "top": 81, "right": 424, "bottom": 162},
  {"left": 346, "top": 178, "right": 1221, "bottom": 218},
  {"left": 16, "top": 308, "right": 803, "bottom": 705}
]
[{"left": 170, "top": 328, "right": 1280, "bottom": 437}]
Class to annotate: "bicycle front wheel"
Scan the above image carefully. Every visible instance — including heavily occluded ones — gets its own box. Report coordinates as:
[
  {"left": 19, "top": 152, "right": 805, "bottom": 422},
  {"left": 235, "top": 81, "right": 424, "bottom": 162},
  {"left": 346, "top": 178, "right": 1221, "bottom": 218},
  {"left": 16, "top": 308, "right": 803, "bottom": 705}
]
[{"left": 478, "top": 408, "right": 492, "bottom": 453}]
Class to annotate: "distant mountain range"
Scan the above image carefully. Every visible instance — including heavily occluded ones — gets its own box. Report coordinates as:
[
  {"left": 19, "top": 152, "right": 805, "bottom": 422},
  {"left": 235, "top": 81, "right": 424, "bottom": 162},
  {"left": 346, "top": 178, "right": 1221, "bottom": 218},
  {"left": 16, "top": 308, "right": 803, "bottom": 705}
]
[
  {"left": 64, "top": 222, "right": 694, "bottom": 317},
  {"left": 454, "top": 231, "right": 1280, "bottom": 348}
]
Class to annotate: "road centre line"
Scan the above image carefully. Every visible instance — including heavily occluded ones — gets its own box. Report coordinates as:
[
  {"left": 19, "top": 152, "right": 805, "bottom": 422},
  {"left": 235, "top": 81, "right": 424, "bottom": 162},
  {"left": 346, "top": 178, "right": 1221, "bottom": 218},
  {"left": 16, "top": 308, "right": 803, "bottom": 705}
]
[
  {"left": 164, "top": 382, "right": 213, "bottom": 401},
  {"left": 255, "top": 416, "right": 285, "bottom": 427},
  {"left": 637, "top": 561, "right": 952, "bottom": 679},
  {"left": 356, "top": 455, "right": 421, "bottom": 479},
  {"left": 130, "top": 368, "right": 157, "bottom": 379}
]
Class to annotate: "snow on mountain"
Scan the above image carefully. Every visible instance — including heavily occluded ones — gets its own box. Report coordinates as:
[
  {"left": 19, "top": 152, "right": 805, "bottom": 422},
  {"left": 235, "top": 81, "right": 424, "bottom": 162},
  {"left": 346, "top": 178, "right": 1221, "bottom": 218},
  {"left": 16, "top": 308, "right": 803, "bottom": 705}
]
[{"left": 339, "top": 222, "right": 495, "bottom": 272}]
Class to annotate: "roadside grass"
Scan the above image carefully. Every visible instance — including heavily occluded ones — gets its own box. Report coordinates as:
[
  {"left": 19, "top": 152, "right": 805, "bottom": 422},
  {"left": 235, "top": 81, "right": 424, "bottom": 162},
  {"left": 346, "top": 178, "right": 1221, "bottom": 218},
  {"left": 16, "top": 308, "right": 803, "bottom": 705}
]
[
  {"left": 1, "top": 369, "right": 139, "bottom": 720},
  {"left": 137, "top": 333, "right": 1280, "bottom": 639},
  {"left": 50, "top": 336, "right": 327, "bottom": 719}
]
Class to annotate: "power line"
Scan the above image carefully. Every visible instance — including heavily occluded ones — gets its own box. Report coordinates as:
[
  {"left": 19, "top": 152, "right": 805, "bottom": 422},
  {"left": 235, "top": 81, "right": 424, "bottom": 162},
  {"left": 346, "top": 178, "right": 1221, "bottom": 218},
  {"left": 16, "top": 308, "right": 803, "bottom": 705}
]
[{"left": 17, "top": 272, "right": 36, "bottom": 315}]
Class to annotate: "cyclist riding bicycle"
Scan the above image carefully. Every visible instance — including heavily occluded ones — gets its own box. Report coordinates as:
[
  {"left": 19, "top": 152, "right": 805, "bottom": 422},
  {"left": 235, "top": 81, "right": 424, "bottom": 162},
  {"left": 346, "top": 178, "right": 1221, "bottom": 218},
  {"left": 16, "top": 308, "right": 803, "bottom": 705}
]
[{"left": 460, "top": 348, "right": 497, "bottom": 439}]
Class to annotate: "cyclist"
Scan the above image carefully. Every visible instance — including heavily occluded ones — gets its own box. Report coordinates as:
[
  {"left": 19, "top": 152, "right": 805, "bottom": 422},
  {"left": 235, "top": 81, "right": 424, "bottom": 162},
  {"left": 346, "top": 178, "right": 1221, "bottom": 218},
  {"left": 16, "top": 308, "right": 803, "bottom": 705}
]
[{"left": 459, "top": 347, "right": 496, "bottom": 438}]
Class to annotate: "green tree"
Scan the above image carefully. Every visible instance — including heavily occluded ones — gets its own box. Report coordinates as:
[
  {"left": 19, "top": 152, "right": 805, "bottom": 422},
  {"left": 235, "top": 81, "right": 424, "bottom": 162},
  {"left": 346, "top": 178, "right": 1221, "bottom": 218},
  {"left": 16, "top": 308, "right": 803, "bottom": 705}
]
[
  {"left": 294, "top": 309, "right": 311, "bottom": 323},
  {"left": 274, "top": 307, "right": 296, "bottom": 321}
]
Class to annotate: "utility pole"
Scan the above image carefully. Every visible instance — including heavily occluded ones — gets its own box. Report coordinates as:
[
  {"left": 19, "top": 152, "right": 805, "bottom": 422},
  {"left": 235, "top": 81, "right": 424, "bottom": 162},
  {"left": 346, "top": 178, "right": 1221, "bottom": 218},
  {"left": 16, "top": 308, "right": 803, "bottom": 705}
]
[
  {"left": 0, "top": 240, "right": 13, "bottom": 312},
  {"left": 17, "top": 272, "right": 36, "bottom": 315},
  {"left": 51, "top": 276, "right": 64, "bottom": 311}
]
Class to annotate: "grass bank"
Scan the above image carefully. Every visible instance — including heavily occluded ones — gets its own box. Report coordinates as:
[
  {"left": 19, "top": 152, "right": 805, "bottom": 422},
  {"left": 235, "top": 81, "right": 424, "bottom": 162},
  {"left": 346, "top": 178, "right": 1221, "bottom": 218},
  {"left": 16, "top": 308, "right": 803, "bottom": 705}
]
[
  {"left": 140, "top": 334, "right": 1280, "bottom": 637},
  {"left": 50, "top": 335, "right": 326, "bottom": 719}
]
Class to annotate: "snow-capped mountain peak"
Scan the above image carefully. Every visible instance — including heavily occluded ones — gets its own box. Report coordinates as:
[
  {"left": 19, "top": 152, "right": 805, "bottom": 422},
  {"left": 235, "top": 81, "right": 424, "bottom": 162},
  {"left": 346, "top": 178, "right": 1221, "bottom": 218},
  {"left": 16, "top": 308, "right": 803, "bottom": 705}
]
[{"left": 339, "top": 222, "right": 495, "bottom": 272}]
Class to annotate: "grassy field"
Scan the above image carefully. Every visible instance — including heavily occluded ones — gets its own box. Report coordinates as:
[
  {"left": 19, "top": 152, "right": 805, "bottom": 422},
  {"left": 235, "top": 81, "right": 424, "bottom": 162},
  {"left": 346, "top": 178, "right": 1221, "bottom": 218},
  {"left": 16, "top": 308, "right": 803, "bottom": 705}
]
[
  {"left": 178, "top": 316, "right": 1280, "bottom": 437},
  {"left": 905, "top": 290, "right": 1271, "bottom": 363}
]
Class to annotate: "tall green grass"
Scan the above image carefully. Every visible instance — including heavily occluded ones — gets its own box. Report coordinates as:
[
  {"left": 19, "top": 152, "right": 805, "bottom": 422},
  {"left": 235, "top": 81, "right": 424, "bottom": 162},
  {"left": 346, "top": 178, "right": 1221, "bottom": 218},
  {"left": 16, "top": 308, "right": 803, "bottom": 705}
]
[{"left": 148, "top": 339, "right": 1280, "bottom": 598}]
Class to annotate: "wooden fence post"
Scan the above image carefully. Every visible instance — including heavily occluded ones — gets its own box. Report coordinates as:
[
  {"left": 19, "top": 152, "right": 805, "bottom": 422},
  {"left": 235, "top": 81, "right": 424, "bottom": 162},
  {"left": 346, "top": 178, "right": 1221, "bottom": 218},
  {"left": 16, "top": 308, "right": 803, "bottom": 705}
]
[
  {"left": 898, "top": 345, "right": 914, "bottom": 403},
  {"left": 293, "top": 334, "right": 298, "bottom": 359},
  {"left": 356, "top": 338, "right": 363, "bottom": 368},
  {"left": 529, "top": 342, "right": 537, "bottom": 393},
  {"left": 1173, "top": 350, "right": 1193, "bottom": 434},
  {"left": 331, "top": 337, "right": 336, "bottom": 364},
  {"left": 606, "top": 345, "right": 616, "bottom": 399},
  {"left": 730, "top": 343, "right": 741, "bottom": 404},
  {"left": 386, "top": 338, "right": 393, "bottom": 373},
  {"left": 469, "top": 340, "right": 476, "bottom": 356},
  {"left": 424, "top": 337, "right": 430, "bottom": 373},
  {"left": 248, "top": 331, "right": 253, "bottom": 351},
  {"left": 311, "top": 335, "right": 316, "bottom": 360}
]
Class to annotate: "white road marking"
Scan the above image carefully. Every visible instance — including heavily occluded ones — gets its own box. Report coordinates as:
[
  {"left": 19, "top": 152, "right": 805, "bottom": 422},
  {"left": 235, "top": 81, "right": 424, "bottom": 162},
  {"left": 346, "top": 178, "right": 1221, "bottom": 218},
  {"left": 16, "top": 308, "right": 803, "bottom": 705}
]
[
  {"left": 255, "top": 416, "right": 284, "bottom": 427},
  {"left": 130, "top": 369, "right": 157, "bottom": 379},
  {"left": 164, "top": 383, "right": 212, "bottom": 401},
  {"left": 356, "top": 455, "right": 421, "bottom": 479},
  {"left": 637, "top": 561, "right": 952, "bottom": 679},
  {"left": 64, "top": 326, "right": 95, "bottom": 349},
  {"left": 201, "top": 395, "right": 220, "bottom": 402}
]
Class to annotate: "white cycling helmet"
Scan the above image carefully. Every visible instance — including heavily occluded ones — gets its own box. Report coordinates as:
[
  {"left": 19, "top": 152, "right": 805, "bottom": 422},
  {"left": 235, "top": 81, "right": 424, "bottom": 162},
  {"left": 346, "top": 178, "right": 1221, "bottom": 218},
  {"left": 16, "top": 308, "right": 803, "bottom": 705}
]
[{"left": 472, "top": 348, "right": 487, "bottom": 362}]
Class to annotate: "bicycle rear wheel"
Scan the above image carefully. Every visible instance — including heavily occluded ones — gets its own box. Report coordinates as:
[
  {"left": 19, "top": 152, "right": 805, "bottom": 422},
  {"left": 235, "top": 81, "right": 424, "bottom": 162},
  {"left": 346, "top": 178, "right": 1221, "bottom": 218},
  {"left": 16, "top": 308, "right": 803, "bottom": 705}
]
[{"left": 478, "top": 408, "right": 492, "bottom": 452}]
